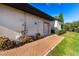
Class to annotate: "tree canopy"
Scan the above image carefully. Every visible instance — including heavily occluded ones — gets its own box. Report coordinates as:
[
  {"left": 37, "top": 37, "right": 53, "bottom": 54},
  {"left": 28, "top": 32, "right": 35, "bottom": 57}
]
[
  {"left": 54, "top": 13, "right": 64, "bottom": 29},
  {"left": 64, "top": 20, "right": 79, "bottom": 32},
  {"left": 54, "top": 13, "right": 64, "bottom": 23}
]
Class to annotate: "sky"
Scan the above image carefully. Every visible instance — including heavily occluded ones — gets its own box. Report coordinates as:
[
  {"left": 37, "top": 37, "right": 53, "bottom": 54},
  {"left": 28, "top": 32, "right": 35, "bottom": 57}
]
[{"left": 30, "top": 3, "right": 79, "bottom": 23}]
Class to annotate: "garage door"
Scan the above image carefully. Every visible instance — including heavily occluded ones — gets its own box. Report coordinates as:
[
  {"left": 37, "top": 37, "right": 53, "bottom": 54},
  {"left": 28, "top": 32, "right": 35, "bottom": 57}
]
[{"left": 44, "top": 22, "right": 49, "bottom": 36}]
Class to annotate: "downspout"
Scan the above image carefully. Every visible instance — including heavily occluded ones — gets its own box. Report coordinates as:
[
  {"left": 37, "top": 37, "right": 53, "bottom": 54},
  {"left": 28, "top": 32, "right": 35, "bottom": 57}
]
[{"left": 22, "top": 12, "right": 28, "bottom": 35}]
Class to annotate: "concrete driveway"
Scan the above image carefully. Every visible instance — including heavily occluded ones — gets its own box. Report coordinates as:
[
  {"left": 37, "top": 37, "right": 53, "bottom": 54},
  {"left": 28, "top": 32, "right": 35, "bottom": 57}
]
[{"left": 0, "top": 35, "right": 64, "bottom": 56}]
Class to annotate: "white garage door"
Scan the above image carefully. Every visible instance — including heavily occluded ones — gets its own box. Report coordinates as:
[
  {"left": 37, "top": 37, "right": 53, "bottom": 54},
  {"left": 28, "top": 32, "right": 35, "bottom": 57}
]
[{"left": 44, "top": 23, "right": 49, "bottom": 36}]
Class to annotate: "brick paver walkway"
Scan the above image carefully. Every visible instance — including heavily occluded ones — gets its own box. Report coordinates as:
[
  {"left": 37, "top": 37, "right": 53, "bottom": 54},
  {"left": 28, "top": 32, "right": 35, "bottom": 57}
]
[{"left": 0, "top": 35, "right": 64, "bottom": 56}]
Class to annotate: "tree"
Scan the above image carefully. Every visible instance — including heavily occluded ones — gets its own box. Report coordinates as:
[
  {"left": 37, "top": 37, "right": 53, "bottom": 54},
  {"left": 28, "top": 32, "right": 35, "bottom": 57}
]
[
  {"left": 59, "top": 13, "right": 64, "bottom": 23},
  {"left": 63, "top": 20, "right": 79, "bottom": 32},
  {"left": 54, "top": 13, "right": 64, "bottom": 29},
  {"left": 59, "top": 13, "right": 64, "bottom": 29}
]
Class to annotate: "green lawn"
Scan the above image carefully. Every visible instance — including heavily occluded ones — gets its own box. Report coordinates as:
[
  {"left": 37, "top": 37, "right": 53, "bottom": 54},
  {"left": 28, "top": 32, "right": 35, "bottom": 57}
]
[{"left": 48, "top": 32, "right": 79, "bottom": 56}]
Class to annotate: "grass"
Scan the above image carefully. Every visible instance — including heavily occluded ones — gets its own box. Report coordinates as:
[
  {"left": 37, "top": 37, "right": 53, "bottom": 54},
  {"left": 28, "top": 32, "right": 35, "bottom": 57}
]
[{"left": 47, "top": 32, "right": 79, "bottom": 56}]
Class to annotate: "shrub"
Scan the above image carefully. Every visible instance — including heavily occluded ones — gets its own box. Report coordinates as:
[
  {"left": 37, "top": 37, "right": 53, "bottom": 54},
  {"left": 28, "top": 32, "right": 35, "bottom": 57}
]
[
  {"left": 35, "top": 33, "right": 43, "bottom": 40},
  {"left": 11, "top": 40, "right": 17, "bottom": 47},
  {"left": 0, "top": 36, "right": 14, "bottom": 50},
  {"left": 55, "top": 29, "right": 66, "bottom": 35},
  {"left": 18, "top": 35, "right": 33, "bottom": 44},
  {"left": 74, "top": 28, "right": 79, "bottom": 32}
]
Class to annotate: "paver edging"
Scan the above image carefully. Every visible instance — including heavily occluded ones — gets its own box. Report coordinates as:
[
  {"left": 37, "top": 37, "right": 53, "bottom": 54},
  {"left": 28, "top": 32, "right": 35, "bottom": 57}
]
[{"left": 43, "top": 37, "right": 64, "bottom": 56}]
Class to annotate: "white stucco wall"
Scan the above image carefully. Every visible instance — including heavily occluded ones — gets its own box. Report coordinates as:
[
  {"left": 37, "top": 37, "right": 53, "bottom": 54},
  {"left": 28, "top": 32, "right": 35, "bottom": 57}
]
[
  {"left": 54, "top": 20, "right": 61, "bottom": 30},
  {"left": 0, "top": 4, "right": 52, "bottom": 40},
  {"left": 0, "top": 25, "right": 19, "bottom": 40},
  {"left": 0, "top": 4, "right": 24, "bottom": 32}
]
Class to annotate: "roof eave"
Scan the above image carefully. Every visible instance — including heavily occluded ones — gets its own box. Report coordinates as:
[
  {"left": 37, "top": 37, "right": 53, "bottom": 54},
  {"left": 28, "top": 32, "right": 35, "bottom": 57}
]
[{"left": 2, "top": 3, "right": 55, "bottom": 21}]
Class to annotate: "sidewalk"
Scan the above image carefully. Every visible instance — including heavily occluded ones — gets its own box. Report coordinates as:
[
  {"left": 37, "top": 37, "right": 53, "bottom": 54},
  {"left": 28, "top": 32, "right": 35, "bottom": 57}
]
[{"left": 0, "top": 35, "right": 64, "bottom": 56}]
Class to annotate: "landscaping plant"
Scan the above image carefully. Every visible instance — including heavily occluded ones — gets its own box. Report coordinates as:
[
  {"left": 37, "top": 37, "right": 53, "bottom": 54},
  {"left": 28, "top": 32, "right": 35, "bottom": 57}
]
[
  {"left": 18, "top": 35, "right": 33, "bottom": 44},
  {"left": 0, "top": 36, "right": 14, "bottom": 50}
]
